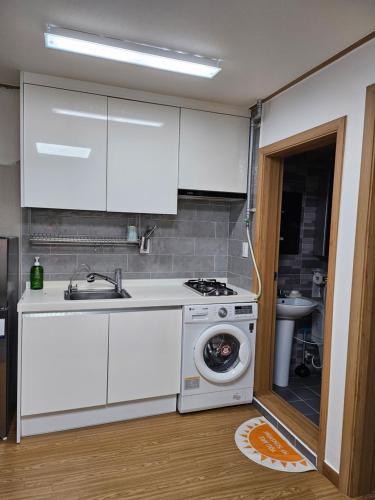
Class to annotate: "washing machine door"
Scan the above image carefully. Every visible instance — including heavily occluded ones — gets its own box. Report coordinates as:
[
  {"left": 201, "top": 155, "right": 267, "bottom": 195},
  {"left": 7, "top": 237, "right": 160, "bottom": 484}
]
[{"left": 193, "top": 324, "right": 251, "bottom": 384}]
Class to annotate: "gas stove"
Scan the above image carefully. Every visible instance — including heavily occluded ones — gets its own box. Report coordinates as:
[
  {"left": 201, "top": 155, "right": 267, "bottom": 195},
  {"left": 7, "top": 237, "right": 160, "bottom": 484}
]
[{"left": 184, "top": 279, "right": 238, "bottom": 297}]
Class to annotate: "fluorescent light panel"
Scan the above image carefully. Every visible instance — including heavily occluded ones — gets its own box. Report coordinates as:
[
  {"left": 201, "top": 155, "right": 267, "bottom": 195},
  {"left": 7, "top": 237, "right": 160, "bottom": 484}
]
[
  {"left": 36, "top": 142, "right": 91, "bottom": 158},
  {"left": 44, "top": 25, "right": 222, "bottom": 78}
]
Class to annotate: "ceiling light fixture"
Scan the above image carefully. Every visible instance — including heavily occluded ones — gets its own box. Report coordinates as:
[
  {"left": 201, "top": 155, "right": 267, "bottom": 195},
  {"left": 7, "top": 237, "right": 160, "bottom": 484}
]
[{"left": 44, "top": 25, "right": 222, "bottom": 78}]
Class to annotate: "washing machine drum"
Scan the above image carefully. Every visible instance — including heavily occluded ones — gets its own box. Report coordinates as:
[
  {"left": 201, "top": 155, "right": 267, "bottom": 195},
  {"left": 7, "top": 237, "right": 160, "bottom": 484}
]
[{"left": 194, "top": 324, "right": 251, "bottom": 384}]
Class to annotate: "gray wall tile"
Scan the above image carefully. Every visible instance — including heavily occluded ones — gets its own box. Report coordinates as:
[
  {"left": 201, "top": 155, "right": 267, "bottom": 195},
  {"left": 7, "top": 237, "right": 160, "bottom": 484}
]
[
  {"left": 195, "top": 238, "right": 227, "bottom": 256},
  {"left": 21, "top": 198, "right": 234, "bottom": 287},
  {"left": 128, "top": 255, "right": 172, "bottom": 273},
  {"left": 173, "top": 255, "right": 214, "bottom": 273},
  {"left": 151, "top": 237, "right": 194, "bottom": 255},
  {"left": 77, "top": 254, "right": 127, "bottom": 273}
]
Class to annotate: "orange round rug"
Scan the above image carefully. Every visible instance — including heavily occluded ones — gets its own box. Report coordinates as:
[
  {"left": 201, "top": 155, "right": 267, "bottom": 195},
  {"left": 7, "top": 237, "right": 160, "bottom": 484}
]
[{"left": 235, "top": 416, "right": 315, "bottom": 472}]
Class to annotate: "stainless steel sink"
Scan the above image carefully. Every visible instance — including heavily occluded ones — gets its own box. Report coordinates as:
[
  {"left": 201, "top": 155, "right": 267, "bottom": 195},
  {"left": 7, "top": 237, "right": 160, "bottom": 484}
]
[{"left": 64, "top": 288, "right": 131, "bottom": 300}]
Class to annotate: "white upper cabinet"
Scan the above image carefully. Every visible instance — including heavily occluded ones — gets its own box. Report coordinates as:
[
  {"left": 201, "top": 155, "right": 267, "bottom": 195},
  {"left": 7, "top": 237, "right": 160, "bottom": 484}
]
[
  {"left": 107, "top": 98, "right": 179, "bottom": 214},
  {"left": 22, "top": 85, "right": 107, "bottom": 210},
  {"left": 179, "top": 109, "right": 250, "bottom": 193}
]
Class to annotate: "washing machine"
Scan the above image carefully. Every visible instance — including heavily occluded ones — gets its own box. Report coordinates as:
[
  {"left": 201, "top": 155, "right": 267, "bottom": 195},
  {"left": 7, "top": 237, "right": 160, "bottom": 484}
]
[{"left": 177, "top": 302, "right": 257, "bottom": 413}]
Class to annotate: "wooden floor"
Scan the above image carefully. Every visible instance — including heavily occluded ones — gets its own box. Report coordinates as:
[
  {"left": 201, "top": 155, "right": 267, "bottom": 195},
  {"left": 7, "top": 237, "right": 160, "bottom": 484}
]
[{"left": 0, "top": 406, "right": 347, "bottom": 500}]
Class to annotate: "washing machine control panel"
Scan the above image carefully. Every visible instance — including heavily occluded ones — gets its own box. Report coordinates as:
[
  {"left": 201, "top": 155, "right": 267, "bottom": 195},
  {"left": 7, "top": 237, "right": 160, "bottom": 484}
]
[
  {"left": 218, "top": 307, "right": 228, "bottom": 318},
  {"left": 184, "top": 302, "right": 257, "bottom": 322}
]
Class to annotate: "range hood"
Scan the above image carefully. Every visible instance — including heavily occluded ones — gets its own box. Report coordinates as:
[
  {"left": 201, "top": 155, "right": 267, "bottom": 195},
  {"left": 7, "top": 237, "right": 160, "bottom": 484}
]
[{"left": 178, "top": 189, "right": 246, "bottom": 201}]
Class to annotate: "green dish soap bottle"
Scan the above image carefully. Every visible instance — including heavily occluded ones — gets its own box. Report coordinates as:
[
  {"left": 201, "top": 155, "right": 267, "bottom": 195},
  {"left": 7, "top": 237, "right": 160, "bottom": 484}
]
[{"left": 30, "top": 256, "right": 44, "bottom": 290}]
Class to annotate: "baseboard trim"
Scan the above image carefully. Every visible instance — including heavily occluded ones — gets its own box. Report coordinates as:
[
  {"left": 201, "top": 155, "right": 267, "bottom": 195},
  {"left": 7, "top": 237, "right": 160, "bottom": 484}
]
[
  {"left": 20, "top": 395, "right": 176, "bottom": 440},
  {"left": 322, "top": 462, "right": 339, "bottom": 487}
]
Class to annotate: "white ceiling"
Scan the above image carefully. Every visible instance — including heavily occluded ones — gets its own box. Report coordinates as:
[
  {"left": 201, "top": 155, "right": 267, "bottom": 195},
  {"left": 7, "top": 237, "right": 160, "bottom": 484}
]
[{"left": 0, "top": 0, "right": 374, "bottom": 106}]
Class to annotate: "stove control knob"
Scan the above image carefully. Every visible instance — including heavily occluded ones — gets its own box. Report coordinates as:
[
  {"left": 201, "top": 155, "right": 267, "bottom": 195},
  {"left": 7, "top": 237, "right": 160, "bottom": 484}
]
[{"left": 218, "top": 307, "right": 228, "bottom": 318}]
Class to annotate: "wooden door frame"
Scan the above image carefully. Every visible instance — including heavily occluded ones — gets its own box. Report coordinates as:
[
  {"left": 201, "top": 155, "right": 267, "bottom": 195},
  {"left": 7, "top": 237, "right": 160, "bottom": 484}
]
[
  {"left": 339, "top": 84, "right": 375, "bottom": 497},
  {"left": 253, "top": 117, "right": 346, "bottom": 475}
]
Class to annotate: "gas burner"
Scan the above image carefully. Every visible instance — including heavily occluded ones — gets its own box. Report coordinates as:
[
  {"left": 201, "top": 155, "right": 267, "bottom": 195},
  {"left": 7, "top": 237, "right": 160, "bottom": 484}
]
[{"left": 184, "top": 279, "right": 237, "bottom": 297}]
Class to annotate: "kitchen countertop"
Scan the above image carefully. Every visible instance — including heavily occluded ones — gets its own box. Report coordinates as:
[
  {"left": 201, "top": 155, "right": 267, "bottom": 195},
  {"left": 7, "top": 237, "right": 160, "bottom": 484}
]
[{"left": 18, "top": 278, "right": 257, "bottom": 313}]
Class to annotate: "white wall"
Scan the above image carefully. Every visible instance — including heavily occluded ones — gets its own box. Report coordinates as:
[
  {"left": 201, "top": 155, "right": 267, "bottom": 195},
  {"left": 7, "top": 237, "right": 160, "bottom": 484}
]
[
  {"left": 260, "top": 39, "right": 375, "bottom": 472},
  {"left": 0, "top": 87, "right": 20, "bottom": 237}
]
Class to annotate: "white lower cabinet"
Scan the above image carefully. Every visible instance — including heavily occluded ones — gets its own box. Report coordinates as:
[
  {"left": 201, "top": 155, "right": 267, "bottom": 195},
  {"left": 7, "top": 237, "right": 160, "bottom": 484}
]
[
  {"left": 21, "top": 312, "right": 109, "bottom": 416},
  {"left": 108, "top": 309, "right": 182, "bottom": 404}
]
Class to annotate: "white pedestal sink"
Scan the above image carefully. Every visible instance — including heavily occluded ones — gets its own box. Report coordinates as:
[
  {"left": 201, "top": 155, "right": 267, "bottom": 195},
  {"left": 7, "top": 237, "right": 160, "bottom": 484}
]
[{"left": 274, "top": 297, "right": 317, "bottom": 387}]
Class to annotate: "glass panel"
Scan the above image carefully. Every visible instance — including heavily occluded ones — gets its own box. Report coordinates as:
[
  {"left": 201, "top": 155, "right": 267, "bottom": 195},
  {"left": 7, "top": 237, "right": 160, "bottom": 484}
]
[{"left": 203, "top": 333, "right": 240, "bottom": 373}]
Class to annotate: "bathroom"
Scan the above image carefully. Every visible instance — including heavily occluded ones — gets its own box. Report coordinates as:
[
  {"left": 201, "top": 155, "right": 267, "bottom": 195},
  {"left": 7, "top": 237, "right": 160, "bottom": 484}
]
[{"left": 273, "top": 144, "right": 335, "bottom": 426}]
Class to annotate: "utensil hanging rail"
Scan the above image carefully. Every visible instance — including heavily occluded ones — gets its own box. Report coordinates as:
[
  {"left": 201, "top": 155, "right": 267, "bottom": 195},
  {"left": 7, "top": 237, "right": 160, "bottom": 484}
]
[{"left": 29, "top": 234, "right": 140, "bottom": 246}]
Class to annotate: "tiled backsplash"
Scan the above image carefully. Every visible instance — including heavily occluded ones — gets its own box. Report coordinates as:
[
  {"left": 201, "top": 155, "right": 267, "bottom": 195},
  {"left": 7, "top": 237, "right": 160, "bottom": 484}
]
[
  {"left": 21, "top": 199, "right": 241, "bottom": 289},
  {"left": 228, "top": 201, "right": 252, "bottom": 291},
  {"left": 227, "top": 127, "right": 259, "bottom": 291}
]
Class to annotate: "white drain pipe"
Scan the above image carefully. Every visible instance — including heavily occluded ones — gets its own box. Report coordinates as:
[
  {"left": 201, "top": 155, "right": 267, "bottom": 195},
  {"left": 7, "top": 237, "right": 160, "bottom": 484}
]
[{"left": 246, "top": 100, "right": 262, "bottom": 300}]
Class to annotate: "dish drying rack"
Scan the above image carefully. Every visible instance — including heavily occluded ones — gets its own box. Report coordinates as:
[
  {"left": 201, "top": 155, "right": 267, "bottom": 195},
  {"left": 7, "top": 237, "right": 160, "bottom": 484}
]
[{"left": 28, "top": 234, "right": 140, "bottom": 246}]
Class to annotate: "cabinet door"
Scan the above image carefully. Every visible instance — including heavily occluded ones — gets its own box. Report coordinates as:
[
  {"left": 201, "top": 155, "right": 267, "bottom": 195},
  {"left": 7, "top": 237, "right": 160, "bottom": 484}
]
[
  {"left": 23, "top": 85, "right": 107, "bottom": 210},
  {"left": 179, "top": 109, "right": 249, "bottom": 193},
  {"left": 108, "top": 309, "right": 182, "bottom": 404},
  {"left": 21, "top": 313, "right": 109, "bottom": 416},
  {"left": 107, "top": 98, "right": 179, "bottom": 214}
]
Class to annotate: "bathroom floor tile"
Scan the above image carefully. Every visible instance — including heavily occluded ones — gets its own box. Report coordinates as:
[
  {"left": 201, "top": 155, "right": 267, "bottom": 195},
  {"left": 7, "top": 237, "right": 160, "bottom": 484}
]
[
  {"left": 273, "top": 374, "right": 322, "bottom": 428},
  {"left": 289, "top": 400, "right": 316, "bottom": 415},
  {"left": 308, "top": 384, "right": 322, "bottom": 396},
  {"left": 272, "top": 385, "right": 302, "bottom": 402},
  {"left": 304, "top": 397, "right": 321, "bottom": 412},
  {"left": 305, "top": 412, "right": 320, "bottom": 426},
  {"left": 290, "top": 387, "right": 318, "bottom": 400}
]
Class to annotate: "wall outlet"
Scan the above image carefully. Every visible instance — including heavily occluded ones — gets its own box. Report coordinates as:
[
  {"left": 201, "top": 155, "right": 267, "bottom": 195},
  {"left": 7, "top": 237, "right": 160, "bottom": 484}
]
[{"left": 242, "top": 242, "right": 249, "bottom": 258}]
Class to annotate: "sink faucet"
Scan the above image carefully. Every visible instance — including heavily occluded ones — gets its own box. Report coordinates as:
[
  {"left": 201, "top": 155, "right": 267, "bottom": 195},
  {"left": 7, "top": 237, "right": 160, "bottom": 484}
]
[
  {"left": 86, "top": 268, "right": 123, "bottom": 293},
  {"left": 68, "top": 264, "right": 91, "bottom": 294}
]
